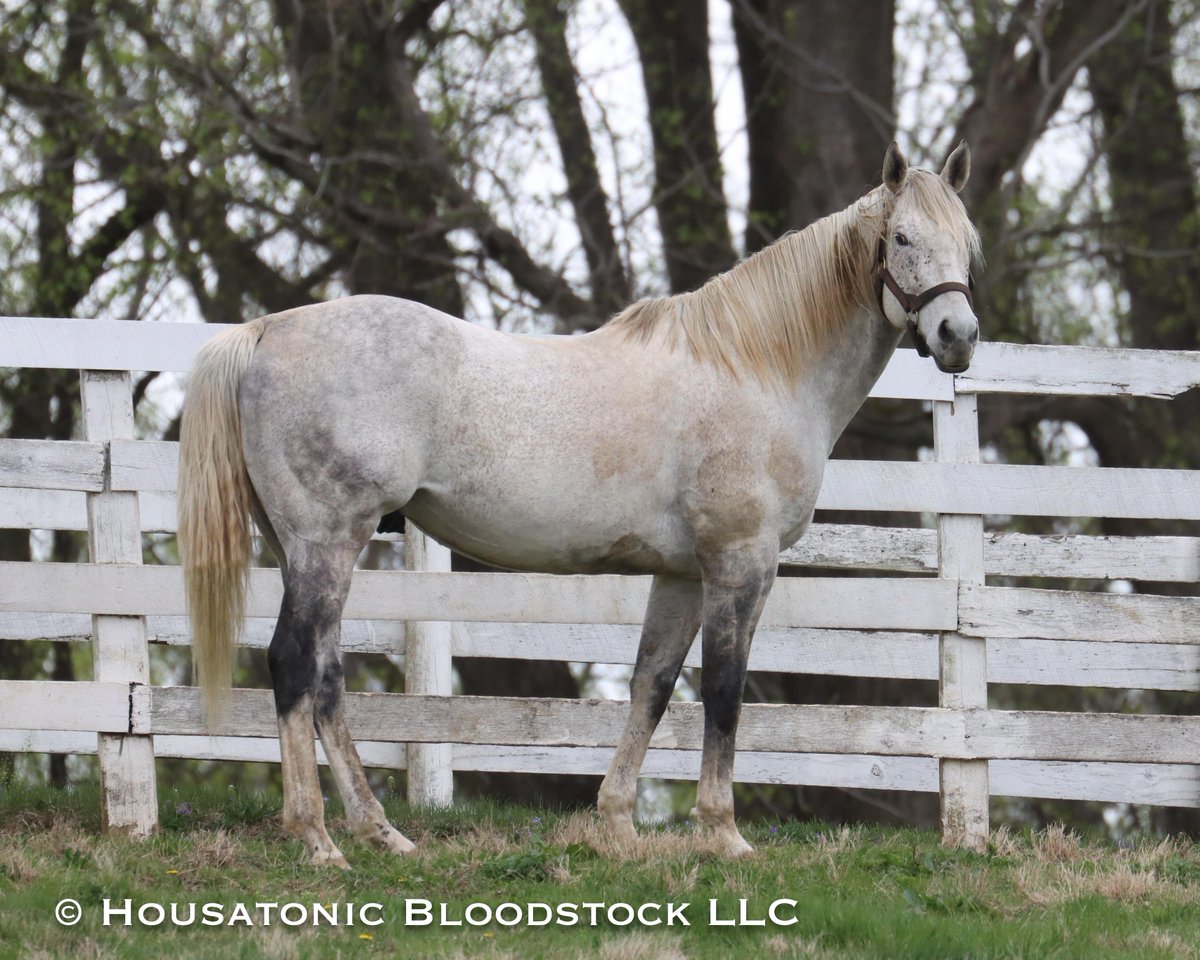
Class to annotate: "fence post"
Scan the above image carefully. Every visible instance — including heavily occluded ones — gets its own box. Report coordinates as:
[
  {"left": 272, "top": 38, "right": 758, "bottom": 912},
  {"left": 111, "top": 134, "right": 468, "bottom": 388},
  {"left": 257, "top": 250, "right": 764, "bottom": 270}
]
[
  {"left": 933, "top": 391, "right": 988, "bottom": 850},
  {"left": 403, "top": 524, "right": 454, "bottom": 805},
  {"left": 80, "top": 369, "right": 158, "bottom": 836}
]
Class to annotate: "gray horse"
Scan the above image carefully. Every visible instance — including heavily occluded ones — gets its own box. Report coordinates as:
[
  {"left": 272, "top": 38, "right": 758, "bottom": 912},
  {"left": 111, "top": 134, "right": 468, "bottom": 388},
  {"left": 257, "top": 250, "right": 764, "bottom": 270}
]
[{"left": 178, "top": 142, "right": 979, "bottom": 867}]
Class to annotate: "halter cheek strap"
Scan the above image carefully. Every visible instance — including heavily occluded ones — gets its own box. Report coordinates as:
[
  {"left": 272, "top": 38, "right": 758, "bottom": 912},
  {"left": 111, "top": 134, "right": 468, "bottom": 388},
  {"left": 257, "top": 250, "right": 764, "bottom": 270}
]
[{"left": 873, "top": 238, "right": 974, "bottom": 357}]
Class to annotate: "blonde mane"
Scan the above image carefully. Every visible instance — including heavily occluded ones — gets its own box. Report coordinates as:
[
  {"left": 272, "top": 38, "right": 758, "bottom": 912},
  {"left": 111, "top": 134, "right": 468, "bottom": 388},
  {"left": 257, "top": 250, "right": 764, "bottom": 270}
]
[{"left": 607, "top": 168, "right": 979, "bottom": 384}]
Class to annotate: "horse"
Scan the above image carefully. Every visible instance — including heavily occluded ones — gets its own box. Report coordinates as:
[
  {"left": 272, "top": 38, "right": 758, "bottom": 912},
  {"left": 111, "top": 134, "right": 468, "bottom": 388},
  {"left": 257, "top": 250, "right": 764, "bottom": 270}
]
[{"left": 178, "top": 141, "right": 980, "bottom": 867}]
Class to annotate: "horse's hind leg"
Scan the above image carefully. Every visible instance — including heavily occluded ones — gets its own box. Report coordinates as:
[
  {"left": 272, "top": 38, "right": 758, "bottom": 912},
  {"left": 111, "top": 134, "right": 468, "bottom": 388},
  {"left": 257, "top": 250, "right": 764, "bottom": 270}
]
[
  {"left": 270, "top": 550, "right": 350, "bottom": 868},
  {"left": 270, "top": 543, "right": 414, "bottom": 867},
  {"left": 313, "top": 661, "right": 416, "bottom": 858},
  {"left": 598, "top": 575, "right": 702, "bottom": 844},
  {"left": 695, "top": 546, "right": 777, "bottom": 858}
]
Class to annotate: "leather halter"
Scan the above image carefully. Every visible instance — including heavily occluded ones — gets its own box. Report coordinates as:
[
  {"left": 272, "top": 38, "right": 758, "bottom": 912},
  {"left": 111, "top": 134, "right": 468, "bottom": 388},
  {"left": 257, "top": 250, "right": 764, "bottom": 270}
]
[{"left": 873, "top": 237, "right": 974, "bottom": 357}]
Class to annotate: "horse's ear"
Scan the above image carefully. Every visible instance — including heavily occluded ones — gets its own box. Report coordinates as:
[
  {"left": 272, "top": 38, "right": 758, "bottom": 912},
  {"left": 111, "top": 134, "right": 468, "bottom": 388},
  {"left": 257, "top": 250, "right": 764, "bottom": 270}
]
[
  {"left": 883, "top": 141, "right": 908, "bottom": 194},
  {"left": 941, "top": 141, "right": 970, "bottom": 193}
]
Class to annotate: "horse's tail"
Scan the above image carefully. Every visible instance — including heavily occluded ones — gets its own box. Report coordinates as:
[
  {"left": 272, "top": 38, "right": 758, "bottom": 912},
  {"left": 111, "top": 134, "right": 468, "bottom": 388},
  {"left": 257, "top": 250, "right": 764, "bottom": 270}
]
[{"left": 178, "top": 318, "right": 267, "bottom": 722}]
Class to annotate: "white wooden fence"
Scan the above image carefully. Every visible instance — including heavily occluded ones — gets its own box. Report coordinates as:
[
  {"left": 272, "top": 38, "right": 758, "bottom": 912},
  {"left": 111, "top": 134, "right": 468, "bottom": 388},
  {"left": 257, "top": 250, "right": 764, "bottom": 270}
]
[{"left": 3, "top": 316, "right": 1200, "bottom": 849}]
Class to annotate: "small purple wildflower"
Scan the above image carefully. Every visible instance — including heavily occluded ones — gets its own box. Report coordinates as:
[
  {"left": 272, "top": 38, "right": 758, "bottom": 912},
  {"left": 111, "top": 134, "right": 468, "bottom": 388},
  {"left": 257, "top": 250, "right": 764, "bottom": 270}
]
[
  {"left": 175, "top": 801, "right": 193, "bottom": 817},
  {"left": 770, "top": 824, "right": 779, "bottom": 835}
]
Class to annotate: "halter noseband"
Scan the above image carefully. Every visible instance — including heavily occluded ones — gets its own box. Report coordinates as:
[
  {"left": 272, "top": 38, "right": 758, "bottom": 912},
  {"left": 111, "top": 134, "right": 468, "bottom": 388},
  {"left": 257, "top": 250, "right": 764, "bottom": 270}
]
[{"left": 873, "top": 237, "right": 974, "bottom": 358}]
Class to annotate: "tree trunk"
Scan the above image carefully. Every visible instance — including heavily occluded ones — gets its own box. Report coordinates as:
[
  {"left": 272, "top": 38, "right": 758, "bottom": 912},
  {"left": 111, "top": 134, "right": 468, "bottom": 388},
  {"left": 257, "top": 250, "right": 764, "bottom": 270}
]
[
  {"left": 619, "top": 0, "right": 738, "bottom": 292},
  {"left": 525, "top": 0, "right": 630, "bottom": 318},
  {"left": 733, "top": 0, "right": 893, "bottom": 249},
  {"left": 1089, "top": 0, "right": 1200, "bottom": 837},
  {"left": 271, "top": 0, "right": 464, "bottom": 315}
]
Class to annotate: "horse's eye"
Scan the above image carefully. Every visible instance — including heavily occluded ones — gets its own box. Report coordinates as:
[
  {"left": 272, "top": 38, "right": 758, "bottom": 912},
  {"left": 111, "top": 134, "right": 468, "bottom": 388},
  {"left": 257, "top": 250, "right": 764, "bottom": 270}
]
[{"left": 894, "top": 233, "right": 910, "bottom": 247}]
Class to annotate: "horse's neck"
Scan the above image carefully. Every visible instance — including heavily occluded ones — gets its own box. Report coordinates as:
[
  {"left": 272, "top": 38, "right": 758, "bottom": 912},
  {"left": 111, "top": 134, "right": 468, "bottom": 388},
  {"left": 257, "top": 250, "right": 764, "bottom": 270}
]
[{"left": 801, "top": 303, "right": 903, "bottom": 454}]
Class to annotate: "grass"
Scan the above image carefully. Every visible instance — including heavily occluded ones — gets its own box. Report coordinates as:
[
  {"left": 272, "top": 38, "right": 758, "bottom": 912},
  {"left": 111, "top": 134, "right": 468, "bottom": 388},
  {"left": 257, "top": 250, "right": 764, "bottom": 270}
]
[{"left": 1, "top": 783, "right": 1199, "bottom": 959}]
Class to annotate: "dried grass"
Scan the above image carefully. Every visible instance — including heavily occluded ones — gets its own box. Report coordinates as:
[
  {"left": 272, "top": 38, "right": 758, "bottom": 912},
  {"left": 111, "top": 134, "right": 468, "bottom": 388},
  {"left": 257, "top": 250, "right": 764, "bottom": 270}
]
[
  {"left": 1030, "top": 823, "right": 1084, "bottom": 863},
  {"left": 761, "top": 935, "right": 832, "bottom": 959},
  {"left": 595, "top": 932, "right": 687, "bottom": 960},
  {"left": 988, "top": 824, "right": 1021, "bottom": 858},
  {"left": 547, "top": 814, "right": 697, "bottom": 864},
  {"left": 251, "top": 925, "right": 303, "bottom": 960},
  {"left": 1015, "top": 859, "right": 1200, "bottom": 907},
  {"left": 0, "top": 845, "right": 38, "bottom": 883}
]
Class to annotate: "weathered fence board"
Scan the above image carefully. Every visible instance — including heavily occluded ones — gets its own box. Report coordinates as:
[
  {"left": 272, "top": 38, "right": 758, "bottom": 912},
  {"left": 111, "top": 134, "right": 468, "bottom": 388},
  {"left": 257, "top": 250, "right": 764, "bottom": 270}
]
[
  {"left": 82, "top": 369, "right": 158, "bottom": 837},
  {"left": 983, "top": 531, "right": 1200, "bottom": 582},
  {"left": 0, "top": 680, "right": 130, "bottom": 733},
  {"left": 130, "top": 689, "right": 1200, "bottom": 765},
  {"left": 6, "top": 727, "right": 1196, "bottom": 808},
  {"left": 934, "top": 393, "right": 989, "bottom": 849},
  {"left": 0, "top": 561, "right": 958, "bottom": 630},
  {"left": 0, "top": 488, "right": 89, "bottom": 530},
  {"left": 988, "top": 637, "right": 1200, "bottom": 692},
  {"left": 6, "top": 611, "right": 1197, "bottom": 692},
  {"left": 955, "top": 342, "right": 1200, "bottom": 398},
  {"left": 819, "top": 460, "right": 1200, "bottom": 520},
  {"left": 0, "top": 439, "right": 104, "bottom": 492},
  {"left": 781, "top": 523, "right": 936, "bottom": 572},
  {"left": 0, "top": 317, "right": 231, "bottom": 372},
  {"left": 109, "top": 439, "right": 176, "bottom": 492},
  {"left": 961, "top": 585, "right": 1200, "bottom": 643},
  {"left": 403, "top": 525, "right": 454, "bottom": 806}
]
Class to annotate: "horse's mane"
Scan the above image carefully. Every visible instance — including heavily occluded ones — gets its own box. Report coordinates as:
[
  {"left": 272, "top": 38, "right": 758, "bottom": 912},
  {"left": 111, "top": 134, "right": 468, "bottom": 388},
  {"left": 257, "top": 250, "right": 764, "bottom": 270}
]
[{"left": 606, "top": 168, "right": 980, "bottom": 384}]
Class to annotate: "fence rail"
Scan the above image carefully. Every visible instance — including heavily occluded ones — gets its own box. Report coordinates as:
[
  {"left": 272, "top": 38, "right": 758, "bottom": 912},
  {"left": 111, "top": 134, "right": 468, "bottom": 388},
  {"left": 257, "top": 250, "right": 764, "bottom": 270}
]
[{"left": 2, "top": 316, "right": 1199, "bottom": 848}]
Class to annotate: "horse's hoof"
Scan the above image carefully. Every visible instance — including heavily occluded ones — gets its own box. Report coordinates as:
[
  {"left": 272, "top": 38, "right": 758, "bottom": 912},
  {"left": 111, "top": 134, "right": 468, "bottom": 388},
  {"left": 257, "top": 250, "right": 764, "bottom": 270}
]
[
  {"left": 705, "top": 830, "right": 755, "bottom": 859},
  {"left": 726, "top": 837, "right": 756, "bottom": 859},
  {"left": 311, "top": 849, "right": 352, "bottom": 870},
  {"left": 379, "top": 828, "right": 417, "bottom": 857},
  {"left": 603, "top": 819, "right": 639, "bottom": 847}
]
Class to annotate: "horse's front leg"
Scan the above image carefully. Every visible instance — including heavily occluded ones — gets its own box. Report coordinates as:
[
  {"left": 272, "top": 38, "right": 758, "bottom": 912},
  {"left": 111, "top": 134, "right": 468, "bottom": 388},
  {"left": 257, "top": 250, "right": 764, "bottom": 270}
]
[
  {"left": 696, "top": 547, "right": 777, "bottom": 858},
  {"left": 598, "top": 575, "right": 702, "bottom": 844}
]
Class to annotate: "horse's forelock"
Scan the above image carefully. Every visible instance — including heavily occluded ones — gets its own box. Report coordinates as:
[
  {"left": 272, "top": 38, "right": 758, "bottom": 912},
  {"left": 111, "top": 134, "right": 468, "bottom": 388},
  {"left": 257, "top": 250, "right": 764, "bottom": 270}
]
[{"left": 893, "top": 170, "right": 982, "bottom": 264}]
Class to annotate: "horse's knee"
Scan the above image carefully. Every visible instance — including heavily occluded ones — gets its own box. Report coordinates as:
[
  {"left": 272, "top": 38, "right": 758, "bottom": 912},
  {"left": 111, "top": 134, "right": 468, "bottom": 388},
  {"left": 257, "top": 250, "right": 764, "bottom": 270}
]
[{"left": 638, "top": 665, "right": 678, "bottom": 721}]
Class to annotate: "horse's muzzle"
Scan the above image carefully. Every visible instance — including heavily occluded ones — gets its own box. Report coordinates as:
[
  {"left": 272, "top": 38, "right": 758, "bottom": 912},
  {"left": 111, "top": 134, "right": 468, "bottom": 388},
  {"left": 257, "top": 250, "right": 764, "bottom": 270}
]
[{"left": 911, "top": 316, "right": 976, "bottom": 373}]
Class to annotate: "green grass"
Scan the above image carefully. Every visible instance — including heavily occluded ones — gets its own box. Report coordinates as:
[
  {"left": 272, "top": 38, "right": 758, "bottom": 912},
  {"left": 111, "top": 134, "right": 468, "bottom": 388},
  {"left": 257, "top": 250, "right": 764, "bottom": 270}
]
[{"left": 2, "top": 782, "right": 1199, "bottom": 959}]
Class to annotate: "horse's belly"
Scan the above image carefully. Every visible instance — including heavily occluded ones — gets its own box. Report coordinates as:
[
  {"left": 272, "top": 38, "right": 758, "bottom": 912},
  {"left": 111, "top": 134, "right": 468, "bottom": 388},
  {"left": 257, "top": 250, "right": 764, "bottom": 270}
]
[{"left": 400, "top": 487, "right": 698, "bottom": 577}]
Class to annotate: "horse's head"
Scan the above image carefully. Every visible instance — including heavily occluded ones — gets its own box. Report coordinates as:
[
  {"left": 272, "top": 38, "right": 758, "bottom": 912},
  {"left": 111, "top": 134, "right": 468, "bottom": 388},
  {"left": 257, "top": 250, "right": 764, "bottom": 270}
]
[{"left": 876, "top": 141, "right": 980, "bottom": 374}]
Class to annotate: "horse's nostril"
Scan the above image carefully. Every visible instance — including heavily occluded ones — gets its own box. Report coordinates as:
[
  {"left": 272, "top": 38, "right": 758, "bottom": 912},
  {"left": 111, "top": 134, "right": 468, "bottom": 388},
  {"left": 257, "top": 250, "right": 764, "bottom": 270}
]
[{"left": 938, "top": 319, "right": 953, "bottom": 344}]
